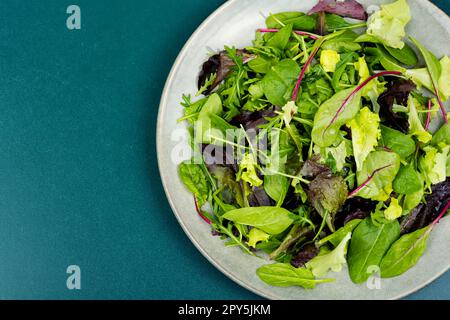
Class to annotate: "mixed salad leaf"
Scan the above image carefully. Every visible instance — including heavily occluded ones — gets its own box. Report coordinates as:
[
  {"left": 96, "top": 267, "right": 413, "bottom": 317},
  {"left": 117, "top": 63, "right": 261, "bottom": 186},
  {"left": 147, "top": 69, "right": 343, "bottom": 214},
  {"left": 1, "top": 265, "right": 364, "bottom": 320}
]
[{"left": 177, "top": 0, "right": 450, "bottom": 289}]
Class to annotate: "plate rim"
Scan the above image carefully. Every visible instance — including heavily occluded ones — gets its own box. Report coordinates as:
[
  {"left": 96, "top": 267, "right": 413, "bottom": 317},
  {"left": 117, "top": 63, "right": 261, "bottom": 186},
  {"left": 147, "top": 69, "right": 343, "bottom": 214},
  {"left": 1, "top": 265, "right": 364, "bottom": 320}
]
[{"left": 157, "top": 0, "right": 450, "bottom": 300}]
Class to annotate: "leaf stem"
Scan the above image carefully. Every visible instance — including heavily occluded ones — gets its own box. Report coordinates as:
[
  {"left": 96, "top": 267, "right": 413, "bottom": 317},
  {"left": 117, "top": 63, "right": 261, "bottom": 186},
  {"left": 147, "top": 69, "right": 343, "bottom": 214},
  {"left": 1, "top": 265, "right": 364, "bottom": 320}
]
[
  {"left": 324, "top": 71, "right": 403, "bottom": 135},
  {"left": 431, "top": 80, "right": 449, "bottom": 124},
  {"left": 292, "top": 45, "right": 321, "bottom": 102},
  {"left": 194, "top": 196, "right": 212, "bottom": 224},
  {"left": 431, "top": 200, "right": 450, "bottom": 227},
  {"left": 425, "top": 99, "right": 432, "bottom": 131}
]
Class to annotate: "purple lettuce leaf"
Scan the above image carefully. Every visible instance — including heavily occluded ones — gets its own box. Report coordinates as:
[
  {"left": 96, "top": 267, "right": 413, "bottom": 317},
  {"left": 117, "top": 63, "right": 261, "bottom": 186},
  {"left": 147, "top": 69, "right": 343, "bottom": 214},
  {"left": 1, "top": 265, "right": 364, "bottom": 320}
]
[{"left": 308, "top": 0, "right": 368, "bottom": 21}]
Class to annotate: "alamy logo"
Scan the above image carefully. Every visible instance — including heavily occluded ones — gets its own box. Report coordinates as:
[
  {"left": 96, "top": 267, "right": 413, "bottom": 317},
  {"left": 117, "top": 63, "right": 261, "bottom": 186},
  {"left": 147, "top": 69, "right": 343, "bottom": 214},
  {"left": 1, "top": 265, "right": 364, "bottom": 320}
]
[
  {"left": 66, "top": 5, "right": 81, "bottom": 30},
  {"left": 66, "top": 265, "right": 81, "bottom": 290}
]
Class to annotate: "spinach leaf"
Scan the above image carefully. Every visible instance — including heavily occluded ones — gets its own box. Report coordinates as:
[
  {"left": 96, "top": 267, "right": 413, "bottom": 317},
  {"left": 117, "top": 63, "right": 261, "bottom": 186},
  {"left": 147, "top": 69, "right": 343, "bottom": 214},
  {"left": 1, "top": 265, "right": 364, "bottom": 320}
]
[
  {"left": 264, "top": 175, "right": 289, "bottom": 206},
  {"left": 223, "top": 206, "right": 294, "bottom": 235},
  {"left": 266, "top": 24, "right": 293, "bottom": 50},
  {"left": 383, "top": 43, "right": 418, "bottom": 66},
  {"left": 355, "top": 151, "right": 401, "bottom": 201},
  {"left": 393, "top": 164, "right": 422, "bottom": 194},
  {"left": 256, "top": 263, "right": 334, "bottom": 288},
  {"left": 349, "top": 107, "right": 381, "bottom": 171},
  {"left": 318, "top": 219, "right": 362, "bottom": 247},
  {"left": 380, "top": 125, "right": 415, "bottom": 159},
  {"left": 347, "top": 218, "right": 400, "bottom": 283},
  {"left": 322, "top": 31, "right": 361, "bottom": 53},
  {"left": 194, "top": 93, "right": 224, "bottom": 144},
  {"left": 248, "top": 56, "right": 273, "bottom": 74},
  {"left": 179, "top": 161, "right": 210, "bottom": 206},
  {"left": 380, "top": 227, "right": 429, "bottom": 278},
  {"left": 266, "top": 12, "right": 316, "bottom": 31},
  {"left": 312, "top": 86, "right": 361, "bottom": 148},
  {"left": 261, "top": 59, "right": 301, "bottom": 106}
]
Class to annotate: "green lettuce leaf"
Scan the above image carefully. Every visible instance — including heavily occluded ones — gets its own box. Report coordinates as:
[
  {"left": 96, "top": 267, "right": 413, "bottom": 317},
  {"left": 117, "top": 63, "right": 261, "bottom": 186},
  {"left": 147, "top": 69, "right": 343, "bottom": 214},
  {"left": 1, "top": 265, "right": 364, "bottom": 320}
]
[
  {"left": 236, "top": 153, "right": 263, "bottom": 187},
  {"left": 320, "top": 49, "right": 341, "bottom": 73},
  {"left": 349, "top": 107, "right": 381, "bottom": 170},
  {"left": 307, "top": 232, "right": 351, "bottom": 277},
  {"left": 366, "top": 0, "right": 411, "bottom": 49},
  {"left": 247, "top": 228, "right": 271, "bottom": 248},
  {"left": 419, "top": 146, "right": 449, "bottom": 189},
  {"left": 408, "top": 96, "right": 432, "bottom": 143},
  {"left": 384, "top": 197, "right": 403, "bottom": 221}
]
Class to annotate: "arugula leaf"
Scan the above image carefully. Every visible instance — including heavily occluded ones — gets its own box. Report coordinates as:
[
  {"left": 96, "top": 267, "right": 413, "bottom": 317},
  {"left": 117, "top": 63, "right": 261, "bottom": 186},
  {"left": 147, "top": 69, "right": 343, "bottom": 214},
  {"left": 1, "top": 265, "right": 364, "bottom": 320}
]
[
  {"left": 355, "top": 151, "right": 401, "bottom": 201},
  {"left": 366, "top": 0, "right": 411, "bottom": 49},
  {"left": 393, "top": 164, "right": 422, "bottom": 195},
  {"left": 380, "top": 227, "right": 429, "bottom": 278},
  {"left": 261, "top": 59, "right": 301, "bottom": 106},
  {"left": 312, "top": 87, "right": 361, "bottom": 147},
  {"left": 180, "top": 94, "right": 207, "bottom": 124},
  {"left": 349, "top": 107, "right": 381, "bottom": 170},
  {"left": 247, "top": 228, "right": 271, "bottom": 248},
  {"left": 256, "top": 263, "right": 334, "bottom": 288},
  {"left": 380, "top": 125, "right": 415, "bottom": 159},
  {"left": 318, "top": 219, "right": 361, "bottom": 247},
  {"left": 347, "top": 218, "right": 400, "bottom": 283},
  {"left": 179, "top": 161, "right": 210, "bottom": 206},
  {"left": 307, "top": 232, "right": 351, "bottom": 277},
  {"left": 223, "top": 206, "right": 294, "bottom": 235}
]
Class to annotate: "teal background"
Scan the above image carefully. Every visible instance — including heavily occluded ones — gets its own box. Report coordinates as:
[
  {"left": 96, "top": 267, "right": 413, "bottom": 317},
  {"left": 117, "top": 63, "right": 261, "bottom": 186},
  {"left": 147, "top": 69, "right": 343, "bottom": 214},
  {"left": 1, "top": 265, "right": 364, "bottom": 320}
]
[{"left": 0, "top": 0, "right": 448, "bottom": 299}]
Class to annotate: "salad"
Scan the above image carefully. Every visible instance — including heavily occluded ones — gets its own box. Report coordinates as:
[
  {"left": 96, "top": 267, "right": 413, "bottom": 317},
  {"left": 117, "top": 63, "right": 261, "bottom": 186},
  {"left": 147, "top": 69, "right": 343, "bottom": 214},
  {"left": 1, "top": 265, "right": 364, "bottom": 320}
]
[{"left": 177, "top": 0, "right": 450, "bottom": 289}]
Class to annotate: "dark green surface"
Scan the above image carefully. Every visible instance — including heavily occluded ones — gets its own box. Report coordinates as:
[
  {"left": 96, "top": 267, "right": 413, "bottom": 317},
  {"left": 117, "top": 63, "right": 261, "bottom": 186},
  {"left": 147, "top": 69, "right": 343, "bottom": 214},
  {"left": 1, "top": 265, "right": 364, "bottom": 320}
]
[{"left": 0, "top": 0, "right": 448, "bottom": 299}]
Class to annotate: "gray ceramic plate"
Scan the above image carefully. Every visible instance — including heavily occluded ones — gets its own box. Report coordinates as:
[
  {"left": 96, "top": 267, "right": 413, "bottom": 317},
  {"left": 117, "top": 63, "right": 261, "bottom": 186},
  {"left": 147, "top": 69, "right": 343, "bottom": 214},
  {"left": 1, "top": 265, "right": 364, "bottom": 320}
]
[{"left": 157, "top": 0, "right": 450, "bottom": 300}]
